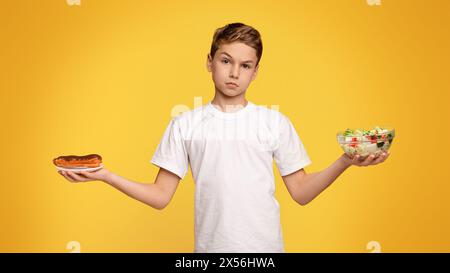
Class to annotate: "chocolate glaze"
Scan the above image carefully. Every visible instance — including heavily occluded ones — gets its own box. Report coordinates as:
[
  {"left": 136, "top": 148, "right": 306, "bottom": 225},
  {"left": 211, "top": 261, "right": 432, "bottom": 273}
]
[{"left": 53, "top": 154, "right": 102, "bottom": 163}]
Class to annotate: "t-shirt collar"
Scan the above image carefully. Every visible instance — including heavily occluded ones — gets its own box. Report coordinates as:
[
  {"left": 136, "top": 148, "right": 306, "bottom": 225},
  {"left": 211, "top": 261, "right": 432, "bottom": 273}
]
[{"left": 206, "top": 100, "right": 255, "bottom": 119}]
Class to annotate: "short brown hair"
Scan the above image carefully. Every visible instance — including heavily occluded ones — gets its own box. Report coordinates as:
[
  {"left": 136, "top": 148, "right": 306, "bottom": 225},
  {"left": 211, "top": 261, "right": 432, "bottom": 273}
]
[{"left": 210, "top": 23, "right": 263, "bottom": 67}]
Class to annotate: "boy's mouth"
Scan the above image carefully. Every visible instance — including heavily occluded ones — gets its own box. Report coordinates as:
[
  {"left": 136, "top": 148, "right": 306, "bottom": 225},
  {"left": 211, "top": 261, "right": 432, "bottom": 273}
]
[{"left": 226, "top": 82, "right": 239, "bottom": 87}]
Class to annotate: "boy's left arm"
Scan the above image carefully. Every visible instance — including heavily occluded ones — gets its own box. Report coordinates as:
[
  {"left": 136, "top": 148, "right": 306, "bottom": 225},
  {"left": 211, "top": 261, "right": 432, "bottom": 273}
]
[{"left": 282, "top": 152, "right": 390, "bottom": 206}]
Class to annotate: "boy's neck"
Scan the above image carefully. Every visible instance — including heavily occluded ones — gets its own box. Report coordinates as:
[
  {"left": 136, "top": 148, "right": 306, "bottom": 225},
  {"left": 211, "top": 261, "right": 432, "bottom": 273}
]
[{"left": 211, "top": 91, "right": 248, "bottom": 113}]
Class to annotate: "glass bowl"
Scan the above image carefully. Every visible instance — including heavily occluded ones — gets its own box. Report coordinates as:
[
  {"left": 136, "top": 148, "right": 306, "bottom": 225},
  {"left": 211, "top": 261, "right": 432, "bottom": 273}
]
[{"left": 337, "top": 127, "right": 395, "bottom": 159}]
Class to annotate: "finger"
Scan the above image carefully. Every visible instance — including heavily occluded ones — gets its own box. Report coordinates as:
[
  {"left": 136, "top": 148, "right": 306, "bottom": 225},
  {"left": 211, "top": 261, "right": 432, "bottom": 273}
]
[
  {"left": 371, "top": 154, "right": 384, "bottom": 165},
  {"left": 71, "top": 171, "right": 92, "bottom": 182},
  {"left": 66, "top": 171, "right": 89, "bottom": 182},
  {"left": 65, "top": 171, "right": 78, "bottom": 182},
  {"left": 61, "top": 171, "right": 75, "bottom": 182},
  {"left": 355, "top": 154, "right": 367, "bottom": 162},
  {"left": 79, "top": 171, "right": 94, "bottom": 180},
  {"left": 375, "top": 152, "right": 390, "bottom": 164},
  {"left": 361, "top": 154, "right": 377, "bottom": 166}
]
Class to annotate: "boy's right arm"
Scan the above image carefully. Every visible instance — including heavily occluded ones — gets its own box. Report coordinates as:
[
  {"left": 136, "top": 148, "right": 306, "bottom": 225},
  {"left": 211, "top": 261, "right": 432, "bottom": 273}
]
[{"left": 59, "top": 168, "right": 181, "bottom": 210}]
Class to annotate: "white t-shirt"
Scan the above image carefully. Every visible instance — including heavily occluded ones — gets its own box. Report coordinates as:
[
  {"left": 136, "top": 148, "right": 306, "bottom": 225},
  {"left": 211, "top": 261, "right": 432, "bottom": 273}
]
[{"left": 150, "top": 101, "right": 311, "bottom": 253}]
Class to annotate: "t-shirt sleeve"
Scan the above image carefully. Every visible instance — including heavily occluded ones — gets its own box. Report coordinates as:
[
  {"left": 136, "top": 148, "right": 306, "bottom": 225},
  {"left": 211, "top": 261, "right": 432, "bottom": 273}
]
[
  {"left": 273, "top": 115, "right": 312, "bottom": 176},
  {"left": 150, "top": 118, "right": 189, "bottom": 180}
]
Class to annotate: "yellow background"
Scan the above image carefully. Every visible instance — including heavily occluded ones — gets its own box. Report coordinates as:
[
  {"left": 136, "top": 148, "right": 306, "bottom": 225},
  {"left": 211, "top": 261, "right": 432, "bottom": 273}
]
[{"left": 1, "top": 0, "right": 449, "bottom": 252}]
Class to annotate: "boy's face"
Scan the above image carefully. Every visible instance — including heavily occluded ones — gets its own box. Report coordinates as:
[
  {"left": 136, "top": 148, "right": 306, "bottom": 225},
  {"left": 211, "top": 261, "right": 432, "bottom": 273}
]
[{"left": 207, "top": 42, "right": 259, "bottom": 98}]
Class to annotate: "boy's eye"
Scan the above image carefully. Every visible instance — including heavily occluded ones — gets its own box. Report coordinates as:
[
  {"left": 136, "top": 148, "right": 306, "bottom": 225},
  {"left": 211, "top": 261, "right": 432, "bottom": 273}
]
[{"left": 221, "top": 59, "right": 251, "bottom": 69}]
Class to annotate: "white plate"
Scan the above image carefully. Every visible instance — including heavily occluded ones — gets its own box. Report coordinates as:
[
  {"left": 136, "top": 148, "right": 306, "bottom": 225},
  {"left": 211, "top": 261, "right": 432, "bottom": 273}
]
[{"left": 56, "top": 164, "right": 104, "bottom": 173}]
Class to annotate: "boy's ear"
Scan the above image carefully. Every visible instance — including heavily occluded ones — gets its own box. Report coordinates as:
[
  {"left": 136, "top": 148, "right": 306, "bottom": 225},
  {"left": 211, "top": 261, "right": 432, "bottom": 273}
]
[
  {"left": 206, "top": 53, "right": 212, "bottom": 72},
  {"left": 251, "top": 64, "right": 259, "bottom": 81}
]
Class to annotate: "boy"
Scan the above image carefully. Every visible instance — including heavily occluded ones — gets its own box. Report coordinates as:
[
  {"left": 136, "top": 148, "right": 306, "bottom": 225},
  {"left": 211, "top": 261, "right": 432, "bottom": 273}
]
[{"left": 58, "top": 23, "right": 390, "bottom": 253}]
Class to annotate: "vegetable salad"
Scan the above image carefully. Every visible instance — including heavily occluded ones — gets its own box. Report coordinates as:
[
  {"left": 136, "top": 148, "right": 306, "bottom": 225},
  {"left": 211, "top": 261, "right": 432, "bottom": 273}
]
[{"left": 337, "top": 126, "right": 395, "bottom": 158}]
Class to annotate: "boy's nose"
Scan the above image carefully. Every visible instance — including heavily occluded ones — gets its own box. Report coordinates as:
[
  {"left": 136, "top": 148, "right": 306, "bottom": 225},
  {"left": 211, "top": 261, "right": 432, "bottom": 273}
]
[{"left": 229, "top": 66, "right": 240, "bottom": 79}]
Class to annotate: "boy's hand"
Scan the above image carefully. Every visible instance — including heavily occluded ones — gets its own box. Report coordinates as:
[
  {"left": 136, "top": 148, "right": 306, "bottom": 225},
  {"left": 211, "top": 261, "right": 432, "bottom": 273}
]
[
  {"left": 340, "top": 151, "right": 390, "bottom": 167},
  {"left": 58, "top": 168, "right": 111, "bottom": 183}
]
